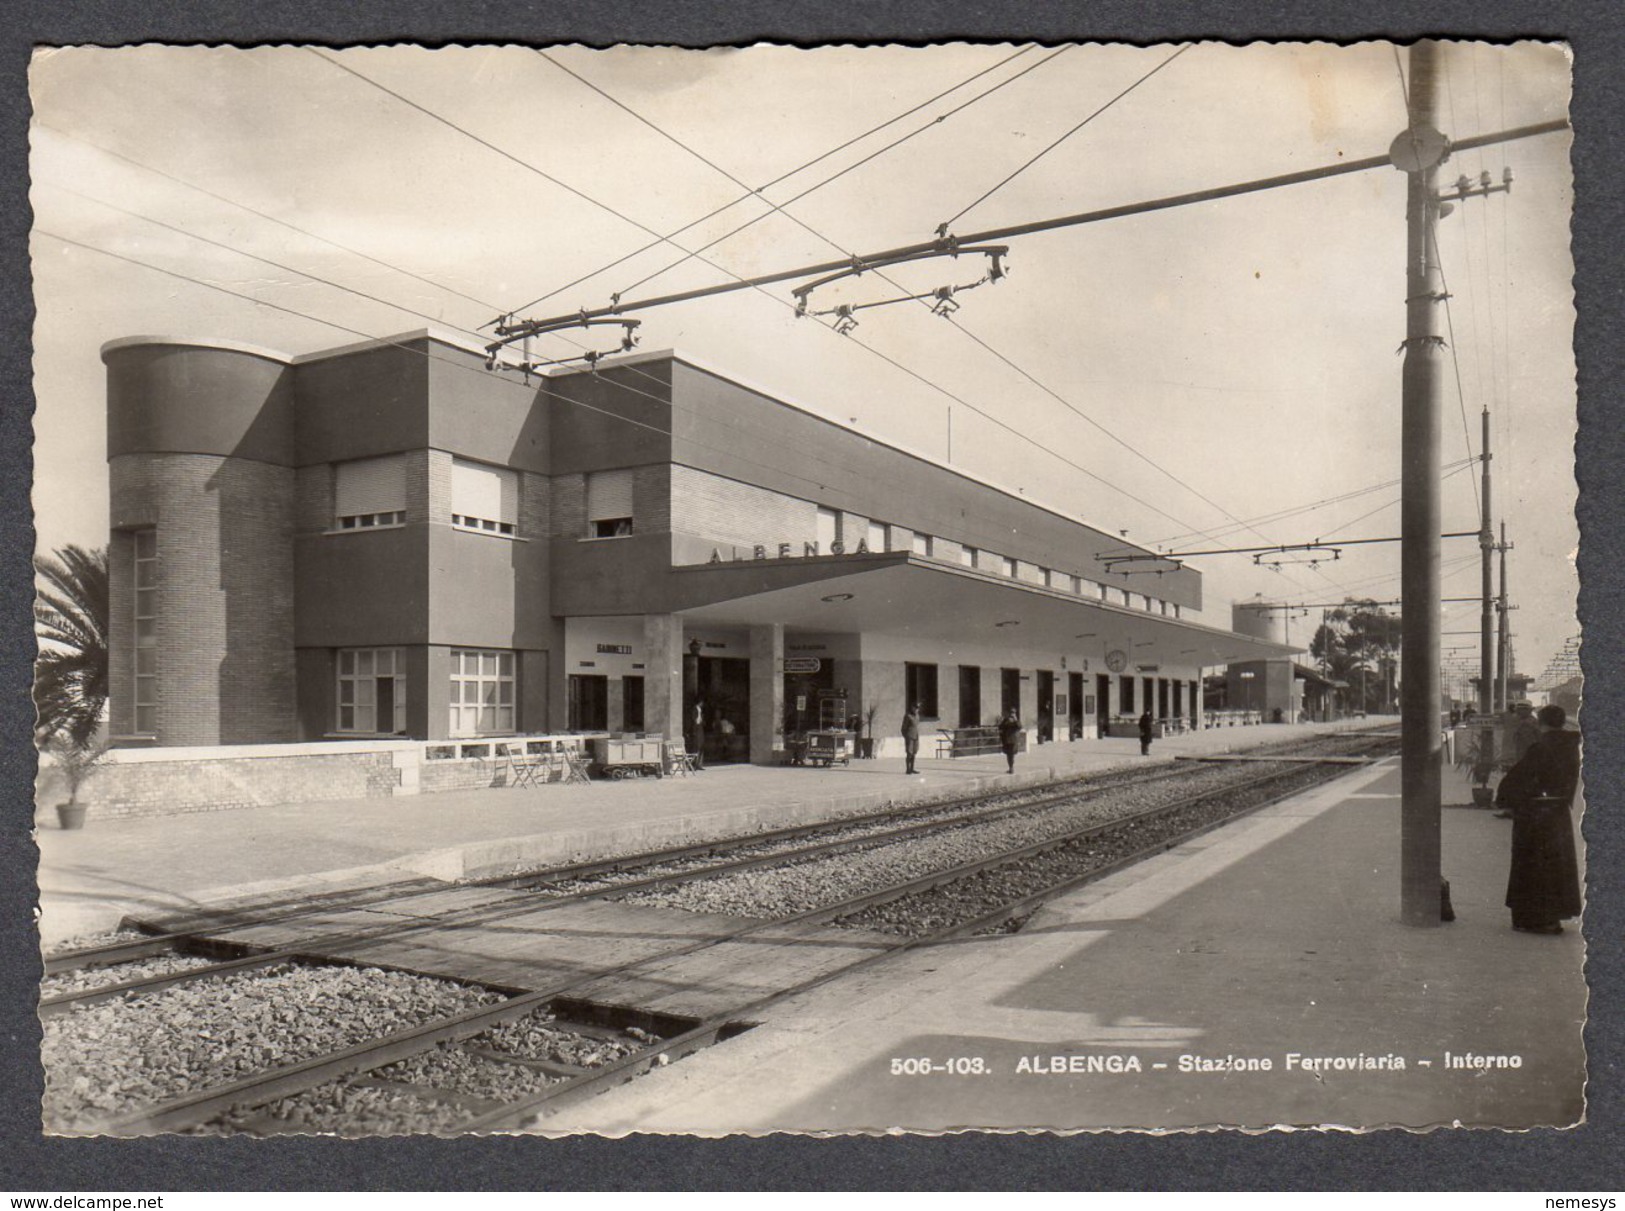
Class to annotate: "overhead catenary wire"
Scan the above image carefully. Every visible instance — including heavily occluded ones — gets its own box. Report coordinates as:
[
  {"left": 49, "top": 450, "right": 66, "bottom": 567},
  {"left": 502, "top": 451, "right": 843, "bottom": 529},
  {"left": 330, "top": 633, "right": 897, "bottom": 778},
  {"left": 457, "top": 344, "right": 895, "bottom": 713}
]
[
  {"left": 520, "top": 48, "right": 1338, "bottom": 589},
  {"left": 608, "top": 45, "right": 1076, "bottom": 302},
  {"left": 940, "top": 43, "right": 1192, "bottom": 230},
  {"left": 503, "top": 43, "right": 1044, "bottom": 321}
]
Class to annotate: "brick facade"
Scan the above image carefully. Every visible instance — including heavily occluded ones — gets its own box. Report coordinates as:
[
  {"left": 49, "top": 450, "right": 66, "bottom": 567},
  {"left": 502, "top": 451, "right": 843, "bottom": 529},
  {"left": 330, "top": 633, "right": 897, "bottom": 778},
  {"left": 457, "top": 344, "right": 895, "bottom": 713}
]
[{"left": 670, "top": 464, "right": 815, "bottom": 551}]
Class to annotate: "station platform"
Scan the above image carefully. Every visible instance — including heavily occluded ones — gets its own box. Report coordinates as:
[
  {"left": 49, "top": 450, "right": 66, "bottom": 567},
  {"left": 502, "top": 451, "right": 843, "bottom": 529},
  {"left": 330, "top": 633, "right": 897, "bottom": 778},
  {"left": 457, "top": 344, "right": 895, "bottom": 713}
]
[
  {"left": 33, "top": 719, "right": 1376, "bottom": 947},
  {"left": 538, "top": 757, "right": 1587, "bottom": 1134}
]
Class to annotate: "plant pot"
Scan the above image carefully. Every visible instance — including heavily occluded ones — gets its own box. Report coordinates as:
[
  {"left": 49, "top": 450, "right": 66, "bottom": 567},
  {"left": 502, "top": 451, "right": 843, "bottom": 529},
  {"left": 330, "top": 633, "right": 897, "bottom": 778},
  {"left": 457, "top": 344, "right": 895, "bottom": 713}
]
[
  {"left": 56, "top": 801, "right": 87, "bottom": 830},
  {"left": 1471, "top": 786, "right": 1495, "bottom": 808}
]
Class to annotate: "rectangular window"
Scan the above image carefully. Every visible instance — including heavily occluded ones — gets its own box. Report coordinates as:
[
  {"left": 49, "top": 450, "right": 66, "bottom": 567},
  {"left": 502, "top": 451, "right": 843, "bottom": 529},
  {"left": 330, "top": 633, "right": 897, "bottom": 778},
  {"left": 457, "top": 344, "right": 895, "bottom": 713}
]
[
  {"left": 960, "top": 545, "right": 977, "bottom": 568},
  {"left": 132, "top": 528, "right": 158, "bottom": 733},
  {"left": 816, "top": 506, "right": 839, "bottom": 551},
  {"left": 586, "top": 468, "right": 634, "bottom": 538},
  {"left": 911, "top": 531, "right": 933, "bottom": 558},
  {"left": 337, "top": 647, "right": 406, "bottom": 734},
  {"left": 1099, "top": 583, "right": 1110, "bottom": 601},
  {"left": 450, "top": 648, "right": 516, "bottom": 736},
  {"left": 865, "top": 520, "right": 886, "bottom": 553},
  {"left": 905, "top": 662, "right": 939, "bottom": 719},
  {"left": 1070, "top": 574, "right": 1084, "bottom": 595},
  {"left": 451, "top": 457, "right": 517, "bottom": 536},
  {"left": 1001, "top": 555, "right": 1017, "bottom": 578},
  {"left": 1120, "top": 588, "right": 1132, "bottom": 606},
  {"left": 335, "top": 454, "right": 406, "bottom": 530}
]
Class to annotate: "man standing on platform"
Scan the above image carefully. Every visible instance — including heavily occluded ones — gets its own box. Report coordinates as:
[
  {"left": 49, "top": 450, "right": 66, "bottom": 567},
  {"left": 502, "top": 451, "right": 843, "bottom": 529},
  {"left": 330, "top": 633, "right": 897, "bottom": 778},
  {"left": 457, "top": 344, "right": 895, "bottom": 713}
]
[
  {"left": 1496, "top": 704, "right": 1582, "bottom": 935},
  {"left": 688, "top": 698, "right": 706, "bottom": 771},
  {"left": 901, "top": 703, "right": 920, "bottom": 776},
  {"left": 998, "top": 709, "right": 1022, "bottom": 775},
  {"left": 1138, "top": 709, "right": 1155, "bottom": 757}
]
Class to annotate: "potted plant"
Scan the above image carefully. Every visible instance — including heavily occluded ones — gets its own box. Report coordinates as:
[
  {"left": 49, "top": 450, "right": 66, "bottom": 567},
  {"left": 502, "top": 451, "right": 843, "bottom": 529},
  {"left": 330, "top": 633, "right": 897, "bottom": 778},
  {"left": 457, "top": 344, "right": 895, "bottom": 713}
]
[
  {"left": 48, "top": 737, "right": 105, "bottom": 830},
  {"left": 857, "top": 701, "right": 880, "bottom": 759},
  {"left": 1455, "top": 727, "right": 1497, "bottom": 807}
]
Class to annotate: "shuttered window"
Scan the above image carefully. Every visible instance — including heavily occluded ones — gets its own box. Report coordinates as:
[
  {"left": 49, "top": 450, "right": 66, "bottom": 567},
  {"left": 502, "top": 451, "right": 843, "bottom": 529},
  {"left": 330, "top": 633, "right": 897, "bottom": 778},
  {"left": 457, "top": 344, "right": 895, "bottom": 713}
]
[
  {"left": 586, "top": 468, "right": 634, "bottom": 538},
  {"left": 335, "top": 455, "right": 405, "bottom": 529},
  {"left": 452, "top": 458, "right": 517, "bottom": 536},
  {"left": 865, "top": 520, "right": 886, "bottom": 552}
]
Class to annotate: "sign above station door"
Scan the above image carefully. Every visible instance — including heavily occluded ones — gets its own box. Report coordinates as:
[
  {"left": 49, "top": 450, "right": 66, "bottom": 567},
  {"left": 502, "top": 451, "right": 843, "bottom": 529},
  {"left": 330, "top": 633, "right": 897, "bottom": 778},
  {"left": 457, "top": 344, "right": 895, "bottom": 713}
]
[{"left": 783, "top": 657, "right": 823, "bottom": 674}]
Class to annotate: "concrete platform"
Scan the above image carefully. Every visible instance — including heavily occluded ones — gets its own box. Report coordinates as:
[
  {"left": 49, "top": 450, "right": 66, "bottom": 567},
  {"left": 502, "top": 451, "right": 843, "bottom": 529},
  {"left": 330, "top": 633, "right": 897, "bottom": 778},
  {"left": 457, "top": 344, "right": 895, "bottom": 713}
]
[
  {"left": 34, "top": 718, "right": 1379, "bottom": 947},
  {"left": 533, "top": 759, "right": 1588, "bottom": 1134}
]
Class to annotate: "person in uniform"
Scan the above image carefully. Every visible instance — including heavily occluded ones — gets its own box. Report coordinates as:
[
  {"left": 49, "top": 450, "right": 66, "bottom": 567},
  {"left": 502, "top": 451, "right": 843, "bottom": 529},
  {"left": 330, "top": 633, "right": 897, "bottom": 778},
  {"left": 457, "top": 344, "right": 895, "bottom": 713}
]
[
  {"left": 901, "top": 703, "right": 920, "bottom": 776},
  {"left": 998, "top": 709, "right": 1022, "bottom": 774},
  {"left": 1138, "top": 709, "right": 1155, "bottom": 756},
  {"left": 1495, "top": 704, "right": 1582, "bottom": 935}
]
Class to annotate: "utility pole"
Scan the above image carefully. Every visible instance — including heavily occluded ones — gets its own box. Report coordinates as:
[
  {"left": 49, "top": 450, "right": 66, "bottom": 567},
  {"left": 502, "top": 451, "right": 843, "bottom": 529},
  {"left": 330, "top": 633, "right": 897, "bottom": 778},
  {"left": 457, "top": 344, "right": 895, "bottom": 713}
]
[
  {"left": 1393, "top": 40, "right": 1447, "bottom": 926},
  {"left": 1474, "top": 406, "right": 1497, "bottom": 797},
  {"left": 1497, "top": 521, "right": 1513, "bottom": 710}
]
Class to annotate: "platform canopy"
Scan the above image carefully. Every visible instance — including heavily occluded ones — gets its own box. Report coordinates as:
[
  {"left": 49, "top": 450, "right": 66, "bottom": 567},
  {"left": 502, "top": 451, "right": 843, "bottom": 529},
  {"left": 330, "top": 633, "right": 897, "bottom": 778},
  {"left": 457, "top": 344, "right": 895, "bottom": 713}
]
[{"left": 664, "top": 554, "right": 1300, "bottom": 668}]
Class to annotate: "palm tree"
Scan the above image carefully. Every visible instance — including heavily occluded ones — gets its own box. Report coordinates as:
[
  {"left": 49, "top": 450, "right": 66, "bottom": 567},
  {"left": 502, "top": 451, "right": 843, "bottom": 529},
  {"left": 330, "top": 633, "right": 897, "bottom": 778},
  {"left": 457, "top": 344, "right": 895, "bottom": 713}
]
[{"left": 34, "top": 544, "right": 110, "bottom": 750}]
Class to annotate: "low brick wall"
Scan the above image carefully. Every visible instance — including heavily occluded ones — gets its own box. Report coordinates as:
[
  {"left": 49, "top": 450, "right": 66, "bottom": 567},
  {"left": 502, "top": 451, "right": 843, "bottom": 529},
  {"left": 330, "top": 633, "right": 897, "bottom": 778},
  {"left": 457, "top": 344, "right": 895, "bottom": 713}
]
[{"left": 81, "top": 750, "right": 400, "bottom": 821}]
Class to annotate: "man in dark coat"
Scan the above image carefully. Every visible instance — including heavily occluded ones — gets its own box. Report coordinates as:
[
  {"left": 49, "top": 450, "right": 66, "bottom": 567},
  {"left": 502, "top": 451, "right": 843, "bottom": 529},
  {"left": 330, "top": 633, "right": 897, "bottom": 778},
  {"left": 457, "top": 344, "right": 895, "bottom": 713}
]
[
  {"left": 1138, "top": 710, "right": 1155, "bottom": 756},
  {"left": 1495, "top": 704, "right": 1582, "bottom": 934},
  {"left": 998, "top": 710, "right": 1022, "bottom": 774},
  {"left": 901, "top": 703, "right": 920, "bottom": 775}
]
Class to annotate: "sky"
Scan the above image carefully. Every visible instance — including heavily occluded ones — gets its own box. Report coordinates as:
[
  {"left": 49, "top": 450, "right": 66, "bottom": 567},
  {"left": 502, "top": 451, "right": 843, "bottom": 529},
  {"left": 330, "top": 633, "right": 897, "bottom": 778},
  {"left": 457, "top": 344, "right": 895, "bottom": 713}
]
[{"left": 27, "top": 41, "right": 1576, "bottom": 682}]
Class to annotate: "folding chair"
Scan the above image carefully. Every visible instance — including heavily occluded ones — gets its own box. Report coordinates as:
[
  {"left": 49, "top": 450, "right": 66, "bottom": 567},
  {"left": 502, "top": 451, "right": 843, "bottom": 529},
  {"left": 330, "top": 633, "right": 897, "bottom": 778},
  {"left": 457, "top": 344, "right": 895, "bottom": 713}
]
[
  {"left": 663, "top": 740, "right": 697, "bottom": 777},
  {"left": 558, "top": 747, "right": 593, "bottom": 785}
]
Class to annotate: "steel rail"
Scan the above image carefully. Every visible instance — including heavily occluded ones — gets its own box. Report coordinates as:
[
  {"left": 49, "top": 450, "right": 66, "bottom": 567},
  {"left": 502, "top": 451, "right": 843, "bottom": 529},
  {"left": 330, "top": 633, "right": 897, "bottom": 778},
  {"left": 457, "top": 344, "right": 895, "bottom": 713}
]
[
  {"left": 464, "top": 757, "right": 1377, "bottom": 1129},
  {"left": 76, "top": 755, "right": 1361, "bottom": 1135},
  {"left": 42, "top": 762, "right": 1209, "bottom": 1013},
  {"left": 46, "top": 759, "right": 1182, "bottom": 977}
]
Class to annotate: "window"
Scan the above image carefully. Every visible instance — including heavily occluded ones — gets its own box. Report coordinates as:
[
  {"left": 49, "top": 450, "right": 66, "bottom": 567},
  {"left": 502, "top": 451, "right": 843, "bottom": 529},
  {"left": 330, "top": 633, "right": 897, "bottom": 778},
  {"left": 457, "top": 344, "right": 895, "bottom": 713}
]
[
  {"left": 586, "top": 468, "right": 634, "bottom": 538},
  {"left": 911, "top": 531, "right": 933, "bottom": 558},
  {"left": 450, "top": 648, "right": 515, "bottom": 736},
  {"left": 905, "top": 662, "right": 939, "bottom": 718},
  {"left": 451, "top": 457, "right": 517, "bottom": 536},
  {"left": 1120, "top": 676, "right": 1135, "bottom": 712},
  {"left": 335, "top": 455, "right": 405, "bottom": 530},
  {"left": 1098, "top": 583, "right": 1109, "bottom": 601},
  {"left": 816, "top": 506, "right": 839, "bottom": 551},
  {"left": 338, "top": 648, "right": 406, "bottom": 734},
  {"left": 1001, "top": 555, "right": 1017, "bottom": 578},
  {"left": 132, "top": 529, "right": 157, "bottom": 733},
  {"left": 1120, "top": 588, "right": 1132, "bottom": 606},
  {"left": 866, "top": 520, "right": 886, "bottom": 553},
  {"left": 1070, "top": 574, "right": 1084, "bottom": 595},
  {"left": 960, "top": 545, "right": 977, "bottom": 568}
]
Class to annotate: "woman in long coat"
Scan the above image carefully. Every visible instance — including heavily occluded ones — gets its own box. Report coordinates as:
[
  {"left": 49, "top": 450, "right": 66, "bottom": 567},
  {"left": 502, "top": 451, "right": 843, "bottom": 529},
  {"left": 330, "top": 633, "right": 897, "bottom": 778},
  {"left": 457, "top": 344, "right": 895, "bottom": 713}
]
[{"left": 1495, "top": 705, "right": 1582, "bottom": 934}]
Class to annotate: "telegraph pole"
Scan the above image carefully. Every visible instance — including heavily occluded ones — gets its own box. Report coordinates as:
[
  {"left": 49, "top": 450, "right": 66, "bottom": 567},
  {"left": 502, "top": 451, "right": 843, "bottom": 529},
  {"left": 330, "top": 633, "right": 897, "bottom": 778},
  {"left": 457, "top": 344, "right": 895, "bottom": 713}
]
[
  {"left": 1479, "top": 409, "right": 1495, "bottom": 717},
  {"left": 1393, "top": 40, "right": 1447, "bottom": 926}
]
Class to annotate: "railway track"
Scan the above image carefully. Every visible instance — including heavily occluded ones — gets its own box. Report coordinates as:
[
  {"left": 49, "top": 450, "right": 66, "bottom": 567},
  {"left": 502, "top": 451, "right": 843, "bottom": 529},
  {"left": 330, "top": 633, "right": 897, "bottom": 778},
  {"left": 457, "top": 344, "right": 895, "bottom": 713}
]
[{"left": 45, "top": 733, "right": 1394, "bottom": 1135}]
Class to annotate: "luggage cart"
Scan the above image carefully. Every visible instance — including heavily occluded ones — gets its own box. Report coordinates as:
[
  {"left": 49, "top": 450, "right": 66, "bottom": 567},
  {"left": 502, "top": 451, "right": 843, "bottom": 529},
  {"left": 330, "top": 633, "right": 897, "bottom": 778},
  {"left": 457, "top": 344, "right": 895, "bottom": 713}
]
[
  {"left": 804, "top": 728, "right": 853, "bottom": 767},
  {"left": 588, "top": 736, "right": 667, "bottom": 779}
]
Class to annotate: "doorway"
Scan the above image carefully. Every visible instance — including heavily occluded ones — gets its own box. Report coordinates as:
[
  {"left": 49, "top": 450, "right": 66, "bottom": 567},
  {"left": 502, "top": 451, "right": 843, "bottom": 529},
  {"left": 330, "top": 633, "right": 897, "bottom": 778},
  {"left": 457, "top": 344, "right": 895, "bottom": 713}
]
[
  {"left": 1036, "top": 670, "right": 1054, "bottom": 742},
  {"left": 1001, "top": 668, "right": 1021, "bottom": 719},
  {"left": 958, "top": 665, "right": 981, "bottom": 727},
  {"left": 1069, "top": 672, "right": 1085, "bottom": 739},
  {"left": 1096, "top": 673, "right": 1110, "bottom": 734},
  {"left": 696, "top": 655, "right": 750, "bottom": 763},
  {"left": 568, "top": 674, "right": 608, "bottom": 731}
]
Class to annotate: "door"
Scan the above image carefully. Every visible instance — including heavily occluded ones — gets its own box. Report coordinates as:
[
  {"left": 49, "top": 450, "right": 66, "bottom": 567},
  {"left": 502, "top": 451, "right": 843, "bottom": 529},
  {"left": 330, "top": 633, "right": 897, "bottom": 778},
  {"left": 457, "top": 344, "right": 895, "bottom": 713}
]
[
  {"left": 1036, "top": 670, "right": 1054, "bottom": 742},
  {"left": 1096, "top": 674, "right": 1110, "bottom": 733},
  {"left": 1069, "top": 672, "right": 1085, "bottom": 738},
  {"left": 958, "top": 665, "right": 981, "bottom": 727},
  {"left": 623, "top": 675, "right": 644, "bottom": 733},
  {"left": 1001, "top": 668, "right": 1021, "bottom": 719},
  {"left": 568, "top": 674, "right": 608, "bottom": 731}
]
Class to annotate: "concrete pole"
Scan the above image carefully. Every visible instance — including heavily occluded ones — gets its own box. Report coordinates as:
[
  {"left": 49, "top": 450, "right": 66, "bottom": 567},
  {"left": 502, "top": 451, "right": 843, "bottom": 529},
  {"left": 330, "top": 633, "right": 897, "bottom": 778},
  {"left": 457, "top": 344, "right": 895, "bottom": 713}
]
[
  {"left": 1497, "top": 522, "right": 1512, "bottom": 710},
  {"left": 1479, "top": 409, "right": 1495, "bottom": 717},
  {"left": 1396, "top": 40, "right": 1446, "bottom": 926}
]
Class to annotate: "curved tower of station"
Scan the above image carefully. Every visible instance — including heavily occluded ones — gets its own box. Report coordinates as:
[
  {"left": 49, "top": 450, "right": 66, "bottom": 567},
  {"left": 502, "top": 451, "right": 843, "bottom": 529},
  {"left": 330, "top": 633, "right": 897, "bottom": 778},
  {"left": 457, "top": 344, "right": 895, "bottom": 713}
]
[{"left": 103, "top": 337, "right": 298, "bottom": 745}]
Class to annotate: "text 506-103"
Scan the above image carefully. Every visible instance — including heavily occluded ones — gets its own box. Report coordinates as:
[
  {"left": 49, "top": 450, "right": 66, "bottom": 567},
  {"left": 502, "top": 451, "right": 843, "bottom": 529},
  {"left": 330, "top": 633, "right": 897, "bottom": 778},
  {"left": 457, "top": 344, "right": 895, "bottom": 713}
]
[{"left": 890, "top": 1056, "right": 988, "bottom": 1076}]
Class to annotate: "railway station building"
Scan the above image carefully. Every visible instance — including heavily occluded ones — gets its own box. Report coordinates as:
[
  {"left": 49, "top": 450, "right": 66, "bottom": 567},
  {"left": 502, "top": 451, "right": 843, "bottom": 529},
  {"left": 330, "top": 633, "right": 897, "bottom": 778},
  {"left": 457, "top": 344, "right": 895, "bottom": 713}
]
[{"left": 102, "top": 328, "right": 1296, "bottom": 765}]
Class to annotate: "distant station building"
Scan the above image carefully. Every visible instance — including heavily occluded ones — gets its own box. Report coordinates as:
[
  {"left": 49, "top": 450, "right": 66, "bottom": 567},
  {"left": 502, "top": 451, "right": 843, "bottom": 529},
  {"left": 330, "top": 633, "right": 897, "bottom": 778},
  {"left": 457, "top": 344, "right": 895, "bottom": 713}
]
[
  {"left": 1223, "top": 597, "right": 1338, "bottom": 724},
  {"left": 102, "top": 328, "right": 1294, "bottom": 764}
]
